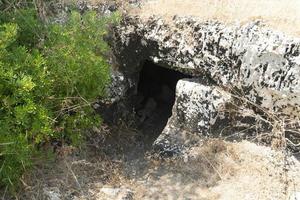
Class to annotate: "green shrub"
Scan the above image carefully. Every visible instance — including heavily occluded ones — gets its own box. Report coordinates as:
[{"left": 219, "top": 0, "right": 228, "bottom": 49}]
[
  {"left": 0, "top": 8, "right": 45, "bottom": 48},
  {"left": 0, "top": 10, "right": 120, "bottom": 191}
]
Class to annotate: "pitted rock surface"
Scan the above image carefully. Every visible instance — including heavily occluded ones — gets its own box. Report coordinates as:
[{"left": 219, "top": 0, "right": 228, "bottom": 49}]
[
  {"left": 113, "top": 16, "right": 300, "bottom": 105},
  {"left": 153, "top": 79, "right": 232, "bottom": 154},
  {"left": 110, "top": 15, "right": 300, "bottom": 153}
]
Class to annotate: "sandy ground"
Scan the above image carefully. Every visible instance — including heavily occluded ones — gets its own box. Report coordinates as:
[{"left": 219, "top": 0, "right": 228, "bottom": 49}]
[
  {"left": 12, "top": 136, "right": 300, "bottom": 200},
  {"left": 130, "top": 0, "right": 300, "bottom": 36},
  {"left": 130, "top": 140, "right": 300, "bottom": 200}
]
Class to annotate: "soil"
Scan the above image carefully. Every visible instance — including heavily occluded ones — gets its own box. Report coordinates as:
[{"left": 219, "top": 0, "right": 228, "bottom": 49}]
[{"left": 8, "top": 118, "right": 300, "bottom": 200}]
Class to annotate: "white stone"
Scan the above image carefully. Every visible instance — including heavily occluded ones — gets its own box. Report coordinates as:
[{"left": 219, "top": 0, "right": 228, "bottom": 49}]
[{"left": 43, "top": 187, "right": 62, "bottom": 200}]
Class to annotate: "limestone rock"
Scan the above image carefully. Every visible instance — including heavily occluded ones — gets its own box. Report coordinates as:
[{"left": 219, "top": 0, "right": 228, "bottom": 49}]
[
  {"left": 114, "top": 16, "right": 300, "bottom": 108},
  {"left": 43, "top": 187, "right": 62, "bottom": 200},
  {"left": 99, "top": 187, "right": 133, "bottom": 200},
  {"left": 106, "top": 70, "right": 130, "bottom": 104},
  {"left": 110, "top": 15, "right": 300, "bottom": 153},
  {"left": 154, "top": 79, "right": 231, "bottom": 155}
]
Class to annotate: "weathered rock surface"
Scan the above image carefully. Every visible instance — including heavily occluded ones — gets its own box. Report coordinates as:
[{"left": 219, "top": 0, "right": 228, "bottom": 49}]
[
  {"left": 154, "top": 79, "right": 232, "bottom": 154},
  {"left": 109, "top": 15, "right": 300, "bottom": 153}
]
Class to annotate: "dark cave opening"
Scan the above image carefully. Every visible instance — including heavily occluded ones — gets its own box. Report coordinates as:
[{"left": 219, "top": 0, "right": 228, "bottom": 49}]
[{"left": 135, "top": 60, "right": 190, "bottom": 141}]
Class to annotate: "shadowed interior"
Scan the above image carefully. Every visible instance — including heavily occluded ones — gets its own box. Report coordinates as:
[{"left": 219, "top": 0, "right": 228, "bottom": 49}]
[{"left": 135, "top": 60, "right": 189, "bottom": 140}]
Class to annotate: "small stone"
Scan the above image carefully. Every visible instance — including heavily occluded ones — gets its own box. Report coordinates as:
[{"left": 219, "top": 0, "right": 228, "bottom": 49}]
[
  {"left": 93, "top": 103, "right": 100, "bottom": 109},
  {"left": 100, "top": 187, "right": 133, "bottom": 200},
  {"left": 43, "top": 187, "right": 62, "bottom": 200},
  {"left": 100, "top": 187, "right": 120, "bottom": 197}
]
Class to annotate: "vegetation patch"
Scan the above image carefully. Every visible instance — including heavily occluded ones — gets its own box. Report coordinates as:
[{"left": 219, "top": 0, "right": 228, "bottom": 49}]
[{"left": 0, "top": 6, "right": 120, "bottom": 192}]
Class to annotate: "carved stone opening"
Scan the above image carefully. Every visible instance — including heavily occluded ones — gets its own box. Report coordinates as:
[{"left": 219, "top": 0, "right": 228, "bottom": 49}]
[{"left": 135, "top": 60, "right": 189, "bottom": 141}]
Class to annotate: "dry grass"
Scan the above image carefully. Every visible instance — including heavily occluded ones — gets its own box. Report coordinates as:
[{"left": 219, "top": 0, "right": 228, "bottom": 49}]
[
  {"left": 8, "top": 143, "right": 125, "bottom": 199},
  {"left": 5, "top": 137, "right": 300, "bottom": 200},
  {"left": 15, "top": 149, "right": 126, "bottom": 200},
  {"left": 131, "top": 0, "right": 300, "bottom": 36},
  {"left": 132, "top": 139, "right": 300, "bottom": 199}
]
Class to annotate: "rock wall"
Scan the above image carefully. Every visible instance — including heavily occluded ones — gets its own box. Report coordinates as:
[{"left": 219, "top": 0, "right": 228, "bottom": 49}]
[{"left": 110, "top": 15, "right": 300, "bottom": 154}]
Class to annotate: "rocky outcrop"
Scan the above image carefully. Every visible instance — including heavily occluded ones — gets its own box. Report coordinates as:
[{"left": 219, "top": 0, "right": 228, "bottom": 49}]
[
  {"left": 153, "top": 79, "right": 232, "bottom": 155},
  {"left": 110, "top": 15, "right": 300, "bottom": 154}
]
